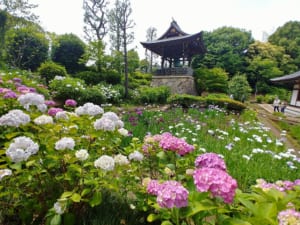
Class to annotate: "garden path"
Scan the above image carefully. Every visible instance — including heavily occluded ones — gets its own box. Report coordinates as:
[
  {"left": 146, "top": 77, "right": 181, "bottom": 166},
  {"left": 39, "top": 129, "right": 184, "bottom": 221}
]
[{"left": 251, "top": 103, "right": 300, "bottom": 153}]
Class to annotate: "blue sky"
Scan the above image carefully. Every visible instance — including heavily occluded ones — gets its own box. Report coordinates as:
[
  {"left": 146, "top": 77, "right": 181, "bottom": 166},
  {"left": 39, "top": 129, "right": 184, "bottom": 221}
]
[{"left": 31, "top": 0, "right": 300, "bottom": 58}]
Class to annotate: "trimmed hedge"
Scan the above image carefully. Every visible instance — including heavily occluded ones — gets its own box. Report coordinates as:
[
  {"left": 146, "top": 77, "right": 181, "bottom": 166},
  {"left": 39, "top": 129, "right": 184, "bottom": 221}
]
[{"left": 167, "top": 94, "right": 247, "bottom": 111}]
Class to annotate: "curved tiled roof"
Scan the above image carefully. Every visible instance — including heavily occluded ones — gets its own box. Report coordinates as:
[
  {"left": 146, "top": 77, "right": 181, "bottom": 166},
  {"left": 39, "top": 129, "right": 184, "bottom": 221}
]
[{"left": 270, "top": 70, "right": 300, "bottom": 83}]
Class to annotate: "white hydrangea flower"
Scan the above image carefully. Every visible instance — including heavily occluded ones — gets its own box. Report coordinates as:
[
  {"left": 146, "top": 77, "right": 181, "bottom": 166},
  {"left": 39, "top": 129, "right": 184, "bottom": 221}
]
[
  {"left": 55, "top": 137, "right": 75, "bottom": 150},
  {"left": 0, "top": 169, "right": 12, "bottom": 180},
  {"left": 54, "top": 76, "right": 65, "bottom": 80},
  {"left": 55, "top": 111, "right": 69, "bottom": 120},
  {"left": 114, "top": 154, "right": 129, "bottom": 165},
  {"left": 94, "top": 117, "right": 116, "bottom": 131},
  {"left": 118, "top": 128, "right": 129, "bottom": 136},
  {"left": 102, "top": 112, "right": 119, "bottom": 121},
  {"left": 128, "top": 151, "right": 144, "bottom": 161},
  {"left": 94, "top": 155, "right": 115, "bottom": 171},
  {"left": 6, "top": 136, "right": 39, "bottom": 163},
  {"left": 37, "top": 103, "right": 48, "bottom": 112},
  {"left": 0, "top": 109, "right": 30, "bottom": 127},
  {"left": 53, "top": 201, "right": 65, "bottom": 215},
  {"left": 75, "top": 103, "right": 104, "bottom": 116},
  {"left": 34, "top": 115, "right": 53, "bottom": 125},
  {"left": 75, "top": 149, "right": 89, "bottom": 161},
  {"left": 18, "top": 93, "right": 45, "bottom": 110}
]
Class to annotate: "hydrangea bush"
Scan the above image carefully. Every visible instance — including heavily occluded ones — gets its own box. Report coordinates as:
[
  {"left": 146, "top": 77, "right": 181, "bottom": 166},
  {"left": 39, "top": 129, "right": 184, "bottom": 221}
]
[{"left": 1, "top": 71, "right": 300, "bottom": 225}]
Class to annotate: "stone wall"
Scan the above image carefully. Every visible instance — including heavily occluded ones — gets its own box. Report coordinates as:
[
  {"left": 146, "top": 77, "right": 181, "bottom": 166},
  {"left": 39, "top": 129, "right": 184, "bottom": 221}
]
[{"left": 151, "top": 75, "right": 197, "bottom": 95}]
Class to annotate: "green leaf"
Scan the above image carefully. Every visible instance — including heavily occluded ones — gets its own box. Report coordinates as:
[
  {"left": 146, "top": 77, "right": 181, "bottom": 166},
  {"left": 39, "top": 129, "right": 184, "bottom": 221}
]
[
  {"left": 60, "top": 191, "right": 73, "bottom": 199},
  {"left": 50, "top": 214, "right": 61, "bottom": 225},
  {"left": 81, "top": 188, "right": 91, "bottom": 197},
  {"left": 161, "top": 221, "right": 174, "bottom": 225},
  {"left": 89, "top": 191, "right": 102, "bottom": 207},
  {"left": 71, "top": 193, "right": 81, "bottom": 202},
  {"left": 147, "top": 213, "right": 159, "bottom": 222},
  {"left": 224, "top": 218, "right": 252, "bottom": 225},
  {"left": 63, "top": 213, "right": 76, "bottom": 225},
  {"left": 26, "top": 159, "right": 36, "bottom": 167}
]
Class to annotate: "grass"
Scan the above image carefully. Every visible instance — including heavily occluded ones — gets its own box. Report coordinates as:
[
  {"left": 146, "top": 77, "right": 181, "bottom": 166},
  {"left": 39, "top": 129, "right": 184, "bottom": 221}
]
[{"left": 122, "top": 106, "right": 300, "bottom": 191}]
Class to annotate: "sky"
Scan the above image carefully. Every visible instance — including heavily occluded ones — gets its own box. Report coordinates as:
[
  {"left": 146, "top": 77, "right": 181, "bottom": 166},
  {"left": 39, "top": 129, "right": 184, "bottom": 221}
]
[{"left": 30, "top": 0, "right": 300, "bottom": 58}]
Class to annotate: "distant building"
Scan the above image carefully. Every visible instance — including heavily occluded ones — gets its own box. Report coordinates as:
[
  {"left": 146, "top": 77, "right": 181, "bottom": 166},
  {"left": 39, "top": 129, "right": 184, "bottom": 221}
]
[{"left": 271, "top": 70, "right": 300, "bottom": 107}]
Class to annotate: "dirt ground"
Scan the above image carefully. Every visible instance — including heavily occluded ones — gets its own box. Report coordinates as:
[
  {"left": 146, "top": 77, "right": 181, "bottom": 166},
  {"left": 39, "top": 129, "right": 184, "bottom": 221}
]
[{"left": 250, "top": 103, "right": 300, "bottom": 152}]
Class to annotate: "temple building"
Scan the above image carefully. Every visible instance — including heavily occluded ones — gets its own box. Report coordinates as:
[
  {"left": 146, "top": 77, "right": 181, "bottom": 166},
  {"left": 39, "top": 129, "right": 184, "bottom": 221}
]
[
  {"left": 141, "top": 19, "right": 206, "bottom": 76},
  {"left": 140, "top": 20, "right": 206, "bottom": 94}
]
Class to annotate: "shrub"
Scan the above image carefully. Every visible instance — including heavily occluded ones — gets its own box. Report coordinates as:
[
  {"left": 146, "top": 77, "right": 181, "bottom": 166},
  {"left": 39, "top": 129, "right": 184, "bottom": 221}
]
[
  {"left": 103, "top": 70, "right": 121, "bottom": 85},
  {"left": 228, "top": 74, "right": 252, "bottom": 102},
  {"left": 256, "top": 95, "right": 264, "bottom": 103},
  {"left": 38, "top": 61, "right": 67, "bottom": 84},
  {"left": 136, "top": 86, "right": 170, "bottom": 104},
  {"left": 129, "top": 71, "right": 152, "bottom": 89},
  {"left": 73, "top": 70, "right": 105, "bottom": 86},
  {"left": 49, "top": 76, "right": 85, "bottom": 103},
  {"left": 96, "top": 84, "right": 124, "bottom": 104},
  {"left": 78, "top": 86, "right": 105, "bottom": 105}
]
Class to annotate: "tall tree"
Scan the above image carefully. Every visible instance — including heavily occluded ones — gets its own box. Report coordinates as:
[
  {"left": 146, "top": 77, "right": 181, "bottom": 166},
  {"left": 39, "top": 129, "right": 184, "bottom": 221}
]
[
  {"left": 52, "top": 33, "right": 86, "bottom": 74},
  {"left": 200, "top": 27, "right": 254, "bottom": 76},
  {"left": 0, "top": 0, "right": 38, "bottom": 21},
  {"left": 245, "top": 41, "right": 295, "bottom": 95},
  {"left": 83, "top": 0, "right": 108, "bottom": 42},
  {"left": 109, "top": 0, "right": 134, "bottom": 98},
  {"left": 145, "top": 27, "right": 157, "bottom": 73},
  {"left": 268, "top": 21, "right": 300, "bottom": 70}
]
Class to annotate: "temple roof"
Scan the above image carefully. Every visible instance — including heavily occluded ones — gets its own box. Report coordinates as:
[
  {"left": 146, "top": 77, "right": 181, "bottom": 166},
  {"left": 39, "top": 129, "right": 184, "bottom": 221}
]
[
  {"left": 270, "top": 70, "right": 300, "bottom": 83},
  {"left": 140, "top": 20, "right": 206, "bottom": 59}
]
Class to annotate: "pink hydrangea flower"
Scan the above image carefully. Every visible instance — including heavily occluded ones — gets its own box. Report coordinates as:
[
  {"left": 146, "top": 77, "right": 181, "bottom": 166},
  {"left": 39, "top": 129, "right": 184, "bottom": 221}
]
[
  {"left": 278, "top": 209, "right": 300, "bottom": 225},
  {"left": 45, "top": 100, "right": 56, "bottom": 106},
  {"left": 194, "top": 152, "right": 227, "bottom": 171},
  {"left": 193, "top": 167, "right": 237, "bottom": 203},
  {"left": 65, "top": 99, "right": 77, "bottom": 107},
  {"left": 147, "top": 180, "right": 189, "bottom": 208},
  {"left": 48, "top": 107, "right": 64, "bottom": 116}
]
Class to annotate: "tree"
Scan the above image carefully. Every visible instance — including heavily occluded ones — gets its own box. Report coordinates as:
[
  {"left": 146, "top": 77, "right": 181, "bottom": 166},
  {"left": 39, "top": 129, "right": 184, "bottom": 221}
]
[
  {"left": 228, "top": 74, "right": 252, "bottom": 102},
  {"left": 109, "top": 0, "right": 134, "bottom": 98},
  {"left": 5, "top": 27, "right": 48, "bottom": 70},
  {"left": 83, "top": 0, "right": 108, "bottom": 42},
  {"left": 51, "top": 33, "right": 86, "bottom": 74},
  {"left": 145, "top": 27, "right": 157, "bottom": 73},
  {"left": 127, "top": 49, "right": 139, "bottom": 73},
  {"left": 194, "top": 67, "right": 229, "bottom": 95},
  {"left": 200, "top": 27, "right": 254, "bottom": 76},
  {"left": 268, "top": 21, "right": 300, "bottom": 70},
  {"left": 0, "top": 0, "right": 38, "bottom": 21},
  {"left": 245, "top": 41, "right": 293, "bottom": 95},
  {"left": 0, "top": 10, "right": 8, "bottom": 65}
]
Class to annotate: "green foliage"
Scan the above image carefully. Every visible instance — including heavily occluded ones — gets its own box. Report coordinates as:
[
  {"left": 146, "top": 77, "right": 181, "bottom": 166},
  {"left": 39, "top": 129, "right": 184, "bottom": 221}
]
[
  {"left": 167, "top": 94, "right": 247, "bottom": 111},
  {"left": 73, "top": 70, "right": 105, "bottom": 86},
  {"left": 228, "top": 74, "right": 252, "bottom": 102},
  {"left": 103, "top": 69, "right": 121, "bottom": 85},
  {"left": 38, "top": 61, "right": 68, "bottom": 84},
  {"left": 268, "top": 21, "right": 300, "bottom": 70},
  {"left": 78, "top": 85, "right": 105, "bottom": 105},
  {"left": 49, "top": 76, "right": 86, "bottom": 102},
  {"left": 135, "top": 86, "right": 170, "bottom": 104},
  {"left": 51, "top": 34, "right": 86, "bottom": 74},
  {"left": 128, "top": 71, "right": 152, "bottom": 89},
  {"left": 194, "top": 67, "right": 229, "bottom": 94},
  {"left": 198, "top": 27, "right": 254, "bottom": 75},
  {"left": 5, "top": 28, "right": 48, "bottom": 71}
]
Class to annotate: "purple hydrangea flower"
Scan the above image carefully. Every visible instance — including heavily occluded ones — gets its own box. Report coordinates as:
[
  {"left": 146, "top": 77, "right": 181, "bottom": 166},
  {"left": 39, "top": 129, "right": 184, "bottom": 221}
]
[
  {"left": 65, "top": 99, "right": 77, "bottom": 107},
  {"left": 3, "top": 91, "right": 17, "bottom": 99},
  {"left": 278, "top": 209, "right": 300, "bottom": 225},
  {"left": 194, "top": 152, "right": 227, "bottom": 171},
  {"left": 45, "top": 100, "right": 56, "bottom": 106},
  {"left": 147, "top": 180, "right": 160, "bottom": 195},
  {"left": 48, "top": 107, "right": 64, "bottom": 116},
  {"left": 193, "top": 167, "right": 237, "bottom": 203}
]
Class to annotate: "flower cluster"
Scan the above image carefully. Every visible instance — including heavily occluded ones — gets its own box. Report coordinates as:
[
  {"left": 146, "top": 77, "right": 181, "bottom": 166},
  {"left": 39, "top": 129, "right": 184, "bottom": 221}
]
[
  {"left": 75, "top": 102, "right": 104, "bottom": 116},
  {"left": 65, "top": 99, "right": 77, "bottom": 107},
  {"left": 94, "top": 155, "right": 115, "bottom": 171},
  {"left": 0, "top": 169, "right": 12, "bottom": 181},
  {"left": 193, "top": 167, "right": 237, "bottom": 203},
  {"left": 93, "top": 112, "right": 124, "bottom": 131},
  {"left": 0, "top": 109, "right": 30, "bottom": 127},
  {"left": 114, "top": 154, "right": 129, "bottom": 165},
  {"left": 142, "top": 132, "right": 195, "bottom": 156},
  {"left": 18, "top": 92, "right": 46, "bottom": 111},
  {"left": 277, "top": 209, "right": 300, "bottom": 225},
  {"left": 128, "top": 151, "right": 144, "bottom": 161},
  {"left": 255, "top": 178, "right": 300, "bottom": 192},
  {"left": 55, "top": 137, "right": 75, "bottom": 150},
  {"left": 48, "top": 107, "right": 64, "bottom": 116},
  {"left": 147, "top": 180, "right": 189, "bottom": 208},
  {"left": 6, "top": 136, "right": 39, "bottom": 163},
  {"left": 194, "top": 152, "right": 227, "bottom": 171},
  {"left": 34, "top": 115, "right": 54, "bottom": 125}
]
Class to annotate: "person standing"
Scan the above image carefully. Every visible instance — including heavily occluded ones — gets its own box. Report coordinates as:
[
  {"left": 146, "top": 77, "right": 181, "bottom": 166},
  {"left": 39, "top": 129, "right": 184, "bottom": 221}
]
[
  {"left": 273, "top": 96, "right": 280, "bottom": 112},
  {"left": 280, "top": 101, "right": 287, "bottom": 113}
]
